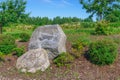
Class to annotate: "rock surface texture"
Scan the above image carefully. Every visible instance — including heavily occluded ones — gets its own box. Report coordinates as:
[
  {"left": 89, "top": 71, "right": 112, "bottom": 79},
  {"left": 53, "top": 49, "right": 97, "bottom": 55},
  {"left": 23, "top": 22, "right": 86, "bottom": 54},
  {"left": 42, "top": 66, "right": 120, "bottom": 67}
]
[
  {"left": 16, "top": 48, "right": 50, "bottom": 73},
  {"left": 28, "top": 25, "right": 66, "bottom": 59}
]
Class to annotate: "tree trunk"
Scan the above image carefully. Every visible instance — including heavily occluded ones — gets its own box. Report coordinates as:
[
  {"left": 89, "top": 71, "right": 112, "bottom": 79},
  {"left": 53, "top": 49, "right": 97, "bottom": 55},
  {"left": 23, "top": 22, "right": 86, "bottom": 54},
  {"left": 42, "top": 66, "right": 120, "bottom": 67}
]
[
  {"left": 0, "top": 24, "right": 2, "bottom": 34},
  {"left": 98, "top": 14, "right": 103, "bottom": 21},
  {"left": 100, "top": 15, "right": 102, "bottom": 21}
]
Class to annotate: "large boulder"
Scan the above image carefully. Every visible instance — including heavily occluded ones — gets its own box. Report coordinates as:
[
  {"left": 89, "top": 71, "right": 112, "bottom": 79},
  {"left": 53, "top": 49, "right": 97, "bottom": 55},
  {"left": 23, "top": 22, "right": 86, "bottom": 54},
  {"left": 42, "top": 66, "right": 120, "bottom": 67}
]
[
  {"left": 28, "top": 24, "right": 66, "bottom": 59},
  {"left": 16, "top": 48, "right": 50, "bottom": 73}
]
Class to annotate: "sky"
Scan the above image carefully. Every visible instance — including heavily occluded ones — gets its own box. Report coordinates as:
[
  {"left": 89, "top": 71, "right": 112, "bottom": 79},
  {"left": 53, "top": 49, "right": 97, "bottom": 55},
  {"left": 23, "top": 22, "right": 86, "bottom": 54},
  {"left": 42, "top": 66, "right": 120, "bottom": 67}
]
[{"left": 26, "top": 0, "right": 94, "bottom": 20}]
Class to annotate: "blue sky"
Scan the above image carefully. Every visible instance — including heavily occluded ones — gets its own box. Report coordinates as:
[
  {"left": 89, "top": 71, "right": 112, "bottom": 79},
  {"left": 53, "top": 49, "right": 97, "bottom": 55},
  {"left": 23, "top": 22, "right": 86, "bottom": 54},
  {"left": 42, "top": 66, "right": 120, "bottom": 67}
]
[{"left": 26, "top": 0, "right": 93, "bottom": 20}]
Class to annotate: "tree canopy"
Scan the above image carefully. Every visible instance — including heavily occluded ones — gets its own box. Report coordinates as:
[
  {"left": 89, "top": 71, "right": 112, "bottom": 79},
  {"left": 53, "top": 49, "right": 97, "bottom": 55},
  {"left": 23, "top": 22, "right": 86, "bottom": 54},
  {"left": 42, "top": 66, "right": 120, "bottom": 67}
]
[
  {"left": 80, "top": 0, "right": 120, "bottom": 21},
  {"left": 0, "top": 0, "right": 28, "bottom": 26}
]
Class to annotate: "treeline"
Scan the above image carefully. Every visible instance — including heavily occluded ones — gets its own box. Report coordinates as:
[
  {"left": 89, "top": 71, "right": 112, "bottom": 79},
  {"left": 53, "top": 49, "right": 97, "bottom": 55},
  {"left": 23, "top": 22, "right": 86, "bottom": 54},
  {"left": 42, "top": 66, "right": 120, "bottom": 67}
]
[
  {"left": 0, "top": 0, "right": 93, "bottom": 27},
  {"left": 22, "top": 16, "right": 93, "bottom": 26},
  {"left": 0, "top": 0, "right": 120, "bottom": 27}
]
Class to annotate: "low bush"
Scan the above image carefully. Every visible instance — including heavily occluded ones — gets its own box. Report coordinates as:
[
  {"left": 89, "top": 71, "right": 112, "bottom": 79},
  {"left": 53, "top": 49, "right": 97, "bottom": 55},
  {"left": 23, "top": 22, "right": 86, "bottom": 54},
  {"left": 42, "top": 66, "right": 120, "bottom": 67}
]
[
  {"left": 71, "top": 41, "right": 85, "bottom": 58},
  {"left": 0, "top": 34, "right": 15, "bottom": 45},
  {"left": 0, "top": 34, "right": 16, "bottom": 54},
  {"left": 5, "top": 32, "right": 21, "bottom": 39},
  {"left": 12, "top": 47, "right": 25, "bottom": 57},
  {"left": 108, "top": 22, "right": 120, "bottom": 28},
  {"left": 0, "top": 52, "right": 5, "bottom": 61},
  {"left": 94, "top": 21, "right": 110, "bottom": 35},
  {"left": 81, "top": 22, "right": 95, "bottom": 28},
  {"left": 53, "top": 52, "right": 74, "bottom": 67},
  {"left": 19, "top": 33, "right": 30, "bottom": 42},
  {"left": 87, "top": 39, "right": 118, "bottom": 66}
]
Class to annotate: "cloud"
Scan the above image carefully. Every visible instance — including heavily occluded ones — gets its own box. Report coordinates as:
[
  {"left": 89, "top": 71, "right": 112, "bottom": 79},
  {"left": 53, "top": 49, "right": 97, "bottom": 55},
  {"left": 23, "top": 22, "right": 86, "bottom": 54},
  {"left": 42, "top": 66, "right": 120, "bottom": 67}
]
[
  {"left": 42, "top": 0, "right": 73, "bottom": 7},
  {"left": 43, "top": 0, "right": 52, "bottom": 3},
  {"left": 62, "top": 0, "right": 73, "bottom": 6}
]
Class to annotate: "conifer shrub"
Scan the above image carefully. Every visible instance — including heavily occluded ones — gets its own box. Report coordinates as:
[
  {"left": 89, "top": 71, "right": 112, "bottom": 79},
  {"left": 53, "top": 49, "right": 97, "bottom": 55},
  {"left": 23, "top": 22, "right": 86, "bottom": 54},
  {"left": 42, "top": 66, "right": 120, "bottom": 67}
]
[
  {"left": 12, "top": 47, "right": 25, "bottom": 57},
  {"left": 0, "top": 34, "right": 16, "bottom": 54},
  {"left": 87, "top": 39, "right": 118, "bottom": 66},
  {"left": 0, "top": 52, "right": 5, "bottom": 61},
  {"left": 71, "top": 41, "right": 85, "bottom": 58},
  {"left": 53, "top": 52, "right": 74, "bottom": 67},
  {"left": 19, "top": 32, "right": 30, "bottom": 42},
  {"left": 94, "top": 21, "right": 110, "bottom": 35}
]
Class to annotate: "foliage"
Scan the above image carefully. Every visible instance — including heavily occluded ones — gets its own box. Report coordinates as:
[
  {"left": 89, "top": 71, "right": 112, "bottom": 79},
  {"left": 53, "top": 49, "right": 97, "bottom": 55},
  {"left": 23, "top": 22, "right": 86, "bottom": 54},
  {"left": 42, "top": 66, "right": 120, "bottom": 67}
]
[
  {"left": 82, "top": 17, "right": 93, "bottom": 22},
  {"left": 0, "top": 52, "right": 5, "bottom": 61},
  {"left": 94, "top": 21, "right": 110, "bottom": 35},
  {"left": 3, "top": 24, "right": 33, "bottom": 39},
  {"left": 24, "top": 16, "right": 81, "bottom": 26},
  {"left": 0, "top": 34, "right": 16, "bottom": 54},
  {"left": 93, "top": 21, "right": 120, "bottom": 35},
  {"left": 53, "top": 52, "right": 74, "bottom": 67},
  {"left": 5, "top": 32, "right": 21, "bottom": 39},
  {"left": 61, "top": 22, "right": 81, "bottom": 29},
  {"left": 12, "top": 47, "right": 25, "bottom": 57},
  {"left": 0, "top": 0, "right": 29, "bottom": 24},
  {"left": 80, "top": 22, "right": 95, "bottom": 28},
  {"left": 105, "top": 9, "right": 120, "bottom": 22},
  {"left": 108, "top": 22, "right": 120, "bottom": 28},
  {"left": 71, "top": 41, "right": 85, "bottom": 58},
  {"left": 19, "top": 32, "right": 30, "bottom": 42},
  {"left": 87, "top": 39, "right": 118, "bottom": 66},
  {"left": 53, "top": 16, "right": 80, "bottom": 24},
  {"left": 80, "top": 0, "right": 120, "bottom": 21},
  {"left": 0, "top": 0, "right": 29, "bottom": 29}
]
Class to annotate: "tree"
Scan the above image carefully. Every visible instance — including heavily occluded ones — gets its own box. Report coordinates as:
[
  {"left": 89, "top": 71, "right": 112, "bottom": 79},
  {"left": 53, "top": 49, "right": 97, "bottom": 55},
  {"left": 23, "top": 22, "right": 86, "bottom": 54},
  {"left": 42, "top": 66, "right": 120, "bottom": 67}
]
[
  {"left": 105, "top": 9, "right": 120, "bottom": 22},
  {"left": 80, "top": 0, "right": 120, "bottom": 21},
  {"left": 83, "top": 17, "right": 93, "bottom": 22},
  {"left": 53, "top": 16, "right": 61, "bottom": 24},
  {"left": 0, "top": 0, "right": 28, "bottom": 34},
  {"left": 72, "top": 17, "right": 81, "bottom": 22}
]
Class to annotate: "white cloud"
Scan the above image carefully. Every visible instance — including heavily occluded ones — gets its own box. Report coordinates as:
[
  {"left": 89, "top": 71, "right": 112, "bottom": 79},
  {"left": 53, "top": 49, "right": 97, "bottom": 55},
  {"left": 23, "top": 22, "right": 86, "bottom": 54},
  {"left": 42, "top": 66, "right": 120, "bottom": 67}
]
[
  {"left": 62, "top": 0, "right": 73, "bottom": 6},
  {"left": 41, "top": 0, "right": 73, "bottom": 7},
  {"left": 43, "top": 0, "right": 52, "bottom": 3}
]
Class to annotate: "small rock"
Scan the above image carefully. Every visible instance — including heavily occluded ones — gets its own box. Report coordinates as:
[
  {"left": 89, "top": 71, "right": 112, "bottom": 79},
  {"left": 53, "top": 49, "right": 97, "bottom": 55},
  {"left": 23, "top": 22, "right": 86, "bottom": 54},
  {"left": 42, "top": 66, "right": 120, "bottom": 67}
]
[{"left": 16, "top": 48, "right": 50, "bottom": 73}]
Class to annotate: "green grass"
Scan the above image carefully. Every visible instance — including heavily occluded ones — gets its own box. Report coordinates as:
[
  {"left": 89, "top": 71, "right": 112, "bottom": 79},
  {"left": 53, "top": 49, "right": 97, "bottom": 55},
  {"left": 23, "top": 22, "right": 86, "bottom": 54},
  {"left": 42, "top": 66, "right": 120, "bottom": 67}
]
[
  {"left": 3, "top": 24, "right": 34, "bottom": 39},
  {"left": 64, "top": 28, "right": 93, "bottom": 45},
  {"left": 63, "top": 22, "right": 120, "bottom": 46},
  {"left": 2, "top": 22, "right": 120, "bottom": 45},
  {"left": 3, "top": 23, "right": 120, "bottom": 46}
]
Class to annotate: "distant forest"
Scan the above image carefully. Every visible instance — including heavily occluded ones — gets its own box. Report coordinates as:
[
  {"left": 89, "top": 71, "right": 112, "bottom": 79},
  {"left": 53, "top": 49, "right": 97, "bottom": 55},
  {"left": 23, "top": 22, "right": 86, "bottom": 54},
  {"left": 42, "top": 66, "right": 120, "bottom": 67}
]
[{"left": 0, "top": 0, "right": 120, "bottom": 27}]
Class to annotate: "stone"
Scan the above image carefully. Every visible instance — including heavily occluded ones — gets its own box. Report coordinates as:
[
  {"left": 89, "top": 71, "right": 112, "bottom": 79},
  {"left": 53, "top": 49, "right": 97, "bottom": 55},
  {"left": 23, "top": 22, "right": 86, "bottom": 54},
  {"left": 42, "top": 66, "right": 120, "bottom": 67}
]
[
  {"left": 16, "top": 48, "right": 50, "bottom": 73},
  {"left": 28, "top": 24, "right": 66, "bottom": 59}
]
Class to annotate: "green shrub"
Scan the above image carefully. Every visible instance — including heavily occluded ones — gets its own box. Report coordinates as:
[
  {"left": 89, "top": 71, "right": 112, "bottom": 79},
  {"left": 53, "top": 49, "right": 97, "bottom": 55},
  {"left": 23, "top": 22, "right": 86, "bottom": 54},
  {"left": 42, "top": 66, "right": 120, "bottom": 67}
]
[
  {"left": 0, "top": 35, "right": 16, "bottom": 54},
  {"left": 5, "top": 32, "right": 21, "bottom": 39},
  {"left": 108, "top": 22, "right": 120, "bottom": 28},
  {"left": 0, "top": 34, "right": 15, "bottom": 45},
  {"left": 71, "top": 41, "right": 85, "bottom": 58},
  {"left": 0, "top": 45, "right": 16, "bottom": 54},
  {"left": 94, "top": 21, "right": 110, "bottom": 35},
  {"left": 12, "top": 47, "right": 25, "bottom": 57},
  {"left": 81, "top": 22, "right": 95, "bottom": 28},
  {"left": 0, "top": 52, "right": 5, "bottom": 61},
  {"left": 53, "top": 52, "right": 74, "bottom": 67},
  {"left": 87, "top": 39, "right": 118, "bottom": 66},
  {"left": 19, "top": 33, "right": 30, "bottom": 42}
]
